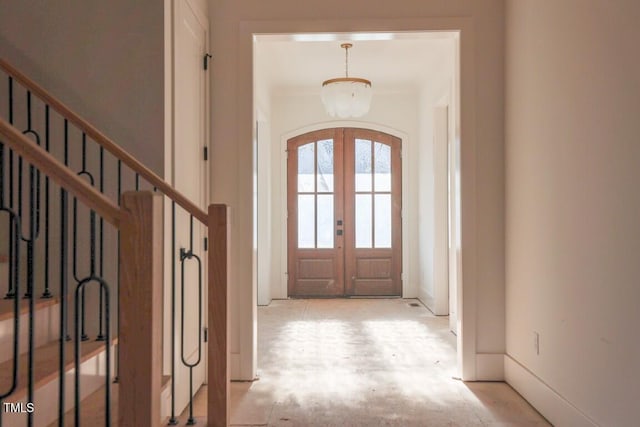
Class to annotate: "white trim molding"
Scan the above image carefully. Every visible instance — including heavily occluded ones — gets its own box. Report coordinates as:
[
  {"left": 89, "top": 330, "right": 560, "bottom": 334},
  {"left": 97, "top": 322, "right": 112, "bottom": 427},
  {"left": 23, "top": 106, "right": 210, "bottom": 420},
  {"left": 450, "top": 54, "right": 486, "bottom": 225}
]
[{"left": 504, "top": 355, "right": 599, "bottom": 427}]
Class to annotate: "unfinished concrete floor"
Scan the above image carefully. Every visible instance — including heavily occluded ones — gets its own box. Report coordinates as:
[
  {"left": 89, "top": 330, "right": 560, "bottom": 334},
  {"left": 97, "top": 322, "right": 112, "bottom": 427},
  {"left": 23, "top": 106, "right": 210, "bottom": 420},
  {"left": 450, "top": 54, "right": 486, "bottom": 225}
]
[{"left": 182, "top": 298, "right": 550, "bottom": 426}]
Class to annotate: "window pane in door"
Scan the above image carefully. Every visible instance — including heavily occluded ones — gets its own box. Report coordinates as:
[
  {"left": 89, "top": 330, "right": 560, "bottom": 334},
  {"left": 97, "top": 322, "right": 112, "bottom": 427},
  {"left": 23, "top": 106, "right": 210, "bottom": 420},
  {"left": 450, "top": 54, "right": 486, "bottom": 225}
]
[
  {"left": 355, "top": 194, "right": 372, "bottom": 248},
  {"left": 298, "top": 143, "right": 315, "bottom": 192},
  {"left": 298, "top": 194, "right": 315, "bottom": 248},
  {"left": 374, "top": 142, "right": 391, "bottom": 192},
  {"left": 317, "top": 139, "right": 334, "bottom": 193},
  {"left": 317, "top": 194, "right": 334, "bottom": 248},
  {"left": 355, "top": 139, "right": 372, "bottom": 192},
  {"left": 374, "top": 194, "right": 392, "bottom": 248}
]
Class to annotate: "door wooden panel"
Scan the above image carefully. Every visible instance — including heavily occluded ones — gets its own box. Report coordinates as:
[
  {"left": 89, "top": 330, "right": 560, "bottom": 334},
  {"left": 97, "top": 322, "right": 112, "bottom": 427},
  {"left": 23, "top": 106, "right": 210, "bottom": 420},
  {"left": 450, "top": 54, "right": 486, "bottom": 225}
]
[
  {"left": 287, "top": 128, "right": 401, "bottom": 297},
  {"left": 344, "top": 129, "right": 402, "bottom": 296},
  {"left": 287, "top": 129, "right": 344, "bottom": 297}
]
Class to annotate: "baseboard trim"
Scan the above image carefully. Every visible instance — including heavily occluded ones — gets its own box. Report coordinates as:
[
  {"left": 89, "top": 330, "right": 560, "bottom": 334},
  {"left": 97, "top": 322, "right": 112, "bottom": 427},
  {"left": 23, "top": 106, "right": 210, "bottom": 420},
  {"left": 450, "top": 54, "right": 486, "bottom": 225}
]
[
  {"left": 475, "top": 353, "right": 504, "bottom": 380},
  {"left": 504, "top": 354, "right": 599, "bottom": 427}
]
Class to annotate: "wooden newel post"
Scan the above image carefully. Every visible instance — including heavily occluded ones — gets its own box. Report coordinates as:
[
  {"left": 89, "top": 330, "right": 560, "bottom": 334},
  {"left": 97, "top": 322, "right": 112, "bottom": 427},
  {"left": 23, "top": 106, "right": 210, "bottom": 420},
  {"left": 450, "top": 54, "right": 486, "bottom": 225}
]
[
  {"left": 207, "top": 204, "right": 230, "bottom": 427},
  {"left": 119, "top": 191, "right": 163, "bottom": 427}
]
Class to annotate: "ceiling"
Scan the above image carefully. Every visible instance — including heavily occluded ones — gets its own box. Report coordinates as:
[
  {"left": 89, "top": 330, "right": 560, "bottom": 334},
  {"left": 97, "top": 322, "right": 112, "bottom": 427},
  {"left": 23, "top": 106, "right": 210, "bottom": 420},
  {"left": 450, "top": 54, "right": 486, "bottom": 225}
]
[{"left": 255, "top": 31, "right": 458, "bottom": 96}]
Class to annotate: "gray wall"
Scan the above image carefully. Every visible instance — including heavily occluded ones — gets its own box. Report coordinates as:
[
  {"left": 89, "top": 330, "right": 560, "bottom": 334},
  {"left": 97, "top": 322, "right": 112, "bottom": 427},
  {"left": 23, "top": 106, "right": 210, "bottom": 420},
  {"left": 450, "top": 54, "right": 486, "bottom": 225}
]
[{"left": 0, "top": 0, "right": 166, "bottom": 174}]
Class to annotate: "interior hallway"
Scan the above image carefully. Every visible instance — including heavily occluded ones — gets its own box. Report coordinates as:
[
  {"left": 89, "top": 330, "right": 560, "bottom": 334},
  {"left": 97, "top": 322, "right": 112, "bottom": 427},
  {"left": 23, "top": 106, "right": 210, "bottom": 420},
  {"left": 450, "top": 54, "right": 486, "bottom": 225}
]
[{"left": 184, "top": 299, "right": 550, "bottom": 426}]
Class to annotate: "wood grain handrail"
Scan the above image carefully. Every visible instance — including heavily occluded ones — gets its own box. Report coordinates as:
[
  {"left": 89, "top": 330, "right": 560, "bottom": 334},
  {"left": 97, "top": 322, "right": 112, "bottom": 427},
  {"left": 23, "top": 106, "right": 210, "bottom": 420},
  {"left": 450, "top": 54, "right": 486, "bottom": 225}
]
[
  {"left": 0, "top": 118, "right": 122, "bottom": 227},
  {"left": 0, "top": 58, "right": 208, "bottom": 225}
]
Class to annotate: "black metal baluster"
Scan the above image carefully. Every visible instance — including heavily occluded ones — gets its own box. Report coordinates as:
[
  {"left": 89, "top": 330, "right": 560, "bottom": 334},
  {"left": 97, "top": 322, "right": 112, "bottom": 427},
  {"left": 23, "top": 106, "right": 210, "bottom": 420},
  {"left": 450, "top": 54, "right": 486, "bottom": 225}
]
[
  {"left": 0, "top": 210, "right": 21, "bottom": 399},
  {"left": 42, "top": 105, "right": 52, "bottom": 298},
  {"left": 96, "top": 147, "right": 105, "bottom": 341},
  {"left": 74, "top": 278, "right": 112, "bottom": 427},
  {"left": 168, "top": 202, "right": 177, "bottom": 425},
  {"left": 135, "top": 173, "right": 140, "bottom": 191},
  {"left": 5, "top": 77, "right": 15, "bottom": 299},
  {"left": 58, "top": 184, "right": 69, "bottom": 425},
  {"left": 114, "top": 160, "right": 121, "bottom": 383},
  {"left": 27, "top": 161, "right": 37, "bottom": 427},
  {"left": 73, "top": 133, "right": 95, "bottom": 341},
  {"left": 63, "top": 120, "right": 71, "bottom": 341},
  {"left": 180, "top": 240, "right": 203, "bottom": 426},
  {"left": 21, "top": 90, "right": 42, "bottom": 300}
]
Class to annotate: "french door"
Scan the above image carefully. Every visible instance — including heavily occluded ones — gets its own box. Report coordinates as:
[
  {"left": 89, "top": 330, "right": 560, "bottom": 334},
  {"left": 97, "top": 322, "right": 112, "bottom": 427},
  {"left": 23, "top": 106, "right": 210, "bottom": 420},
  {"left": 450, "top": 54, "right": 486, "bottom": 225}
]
[{"left": 287, "top": 128, "right": 402, "bottom": 297}]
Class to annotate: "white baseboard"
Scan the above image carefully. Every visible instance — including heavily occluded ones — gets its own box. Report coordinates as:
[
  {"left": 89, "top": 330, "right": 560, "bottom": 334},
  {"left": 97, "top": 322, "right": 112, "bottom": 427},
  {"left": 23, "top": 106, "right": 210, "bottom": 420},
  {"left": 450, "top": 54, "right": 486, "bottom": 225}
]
[
  {"left": 475, "top": 353, "right": 504, "bottom": 380},
  {"left": 504, "top": 354, "right": 598, "bottom": 427}
]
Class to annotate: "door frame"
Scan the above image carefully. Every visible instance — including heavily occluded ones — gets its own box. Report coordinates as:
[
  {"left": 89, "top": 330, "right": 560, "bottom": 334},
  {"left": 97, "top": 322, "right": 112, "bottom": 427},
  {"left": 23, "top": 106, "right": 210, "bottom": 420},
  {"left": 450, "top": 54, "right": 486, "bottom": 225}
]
[
  {"left": 280, "top": 123, "right": 410, "bottom": 299},
  {"left": 166, "top": 0, "right": 211, "bottom": 412},
  {"left": 285, "top": 127, "right": 403, "bottom": 298},
  {"left": 239, "top": 18, "right": 478, "bottom": 382}
]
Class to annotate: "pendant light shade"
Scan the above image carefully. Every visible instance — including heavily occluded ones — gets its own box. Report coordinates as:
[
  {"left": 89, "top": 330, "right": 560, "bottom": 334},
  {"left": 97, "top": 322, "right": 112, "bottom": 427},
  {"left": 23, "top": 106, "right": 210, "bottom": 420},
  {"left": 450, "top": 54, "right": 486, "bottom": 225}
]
[{"left": 321, "top": 43, "right": 372, "bottom": 118}]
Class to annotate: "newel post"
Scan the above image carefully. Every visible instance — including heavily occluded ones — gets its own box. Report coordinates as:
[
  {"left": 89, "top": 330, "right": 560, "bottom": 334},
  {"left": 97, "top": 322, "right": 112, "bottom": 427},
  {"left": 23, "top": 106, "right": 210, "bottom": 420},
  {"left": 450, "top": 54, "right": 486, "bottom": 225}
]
[
  {"left": 207, "top": 204, "right": 230, "bottom": 427},
  {"left": 119, "top": 191, "right": 163, "bottom": 427}
]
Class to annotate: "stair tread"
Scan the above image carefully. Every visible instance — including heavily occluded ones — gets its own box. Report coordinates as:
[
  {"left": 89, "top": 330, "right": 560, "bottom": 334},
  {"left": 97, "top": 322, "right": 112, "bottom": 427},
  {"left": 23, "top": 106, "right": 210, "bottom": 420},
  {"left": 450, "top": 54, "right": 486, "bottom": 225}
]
[
  {"left": 0, "top": 335, "right": 117, "bottom": 400},
  {"left": 0, "top": 296, "right": 60, "bottom": 322},
  {"left": 49, "top": 376, "right": 171, "bottom": 426}
]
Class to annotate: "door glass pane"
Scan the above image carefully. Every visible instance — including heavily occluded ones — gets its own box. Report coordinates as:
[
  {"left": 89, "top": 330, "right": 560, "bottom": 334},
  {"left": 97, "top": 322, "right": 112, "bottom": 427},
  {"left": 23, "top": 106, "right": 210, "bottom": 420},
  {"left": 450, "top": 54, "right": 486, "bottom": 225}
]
[
  {"left": 298, "top": 194, "right": 315, "bottom": 248},
  {"left": 317, "top": 194, "right": 334, "bottom": 248},
  {"left": 355, "top": 139, "right": 372, "bottom": 192},
  {"left": 298, "top": 143, "right": 315, "bottom": 192},
  {"left": 374, "top": 194, "right": 392, "bottom": 248},
  {"left": 355, "top": 194, "right": 372, "bottom": 248},
  {"left": 317, "top": 139, "right": 334, "bottom": 193},
  {"left": 374, "top": 142, "right": 391, "bottom": 192}
]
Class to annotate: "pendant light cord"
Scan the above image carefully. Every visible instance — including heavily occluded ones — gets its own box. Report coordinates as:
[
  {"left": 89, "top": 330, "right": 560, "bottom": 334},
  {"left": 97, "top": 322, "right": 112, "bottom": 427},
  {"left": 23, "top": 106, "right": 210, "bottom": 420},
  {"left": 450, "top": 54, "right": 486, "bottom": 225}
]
[{"left": 344, "top": 44, "right": 350, "bottom": 78}]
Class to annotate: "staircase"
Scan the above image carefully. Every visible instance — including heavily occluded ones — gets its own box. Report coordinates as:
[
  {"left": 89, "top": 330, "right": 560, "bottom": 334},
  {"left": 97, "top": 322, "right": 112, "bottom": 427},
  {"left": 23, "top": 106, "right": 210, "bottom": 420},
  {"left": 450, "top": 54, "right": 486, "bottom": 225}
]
[{"left": 0, "top": 59, "right": 230, "bottom": 426}]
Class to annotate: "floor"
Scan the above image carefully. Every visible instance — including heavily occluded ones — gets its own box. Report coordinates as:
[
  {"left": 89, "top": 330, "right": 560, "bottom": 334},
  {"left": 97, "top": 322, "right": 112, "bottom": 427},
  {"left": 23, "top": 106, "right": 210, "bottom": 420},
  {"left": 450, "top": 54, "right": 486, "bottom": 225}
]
[{"left": 181, "top": 299, "right": 551, "bottom": 426}]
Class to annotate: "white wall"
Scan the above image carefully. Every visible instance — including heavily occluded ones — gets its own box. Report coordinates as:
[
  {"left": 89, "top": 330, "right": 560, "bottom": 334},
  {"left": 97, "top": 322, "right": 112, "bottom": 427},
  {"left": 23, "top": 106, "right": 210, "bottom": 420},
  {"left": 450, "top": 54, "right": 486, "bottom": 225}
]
[
  {"left": 211, "top": 0, "right": 505, "bottom": 381},
  {"left": 267, "top": 90, "right": 419, "bottom": 300},
  {"left": 505, "top": 1, "right": 640, "bottom": 425},
  {"left": 416, "top": 42, "right": 455, "bottom": 316}
]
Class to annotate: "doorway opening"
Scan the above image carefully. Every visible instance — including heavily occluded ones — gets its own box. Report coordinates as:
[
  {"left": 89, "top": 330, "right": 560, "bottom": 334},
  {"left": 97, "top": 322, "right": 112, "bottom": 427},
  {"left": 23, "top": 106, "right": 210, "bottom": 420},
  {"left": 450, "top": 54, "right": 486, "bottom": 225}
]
[
  {"left": 287, "top": 128, "right": 402, "bottom": 297},
  {"left": 249, "top": 25, "right": 472, "bottom": 382}
]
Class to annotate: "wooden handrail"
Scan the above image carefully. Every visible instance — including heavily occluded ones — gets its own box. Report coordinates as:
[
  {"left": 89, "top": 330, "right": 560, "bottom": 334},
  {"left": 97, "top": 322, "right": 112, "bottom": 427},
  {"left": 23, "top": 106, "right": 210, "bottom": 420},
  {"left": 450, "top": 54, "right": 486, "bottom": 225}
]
[
  {"left": 0, "top": 118, "right": 122, "bottom": 227},
  {"left": 0, "top": 58, "right": 208, "bottom": 225}
]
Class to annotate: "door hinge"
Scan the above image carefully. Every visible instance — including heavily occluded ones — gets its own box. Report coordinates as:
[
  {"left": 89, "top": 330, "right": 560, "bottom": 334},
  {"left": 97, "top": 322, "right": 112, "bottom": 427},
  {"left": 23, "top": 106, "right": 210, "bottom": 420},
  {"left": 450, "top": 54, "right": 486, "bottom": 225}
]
[
  {"left": 203, "top": 53, "right": 212, "bottom": 70},
  {"left": 203, "top": 146, "right": 208, "bottom": 161},
  {"left": 204, "top": 237, "right": 208, "bottom": 251},
  {"left": 203, "top": 327, "right": 208, "bottom": 342}
]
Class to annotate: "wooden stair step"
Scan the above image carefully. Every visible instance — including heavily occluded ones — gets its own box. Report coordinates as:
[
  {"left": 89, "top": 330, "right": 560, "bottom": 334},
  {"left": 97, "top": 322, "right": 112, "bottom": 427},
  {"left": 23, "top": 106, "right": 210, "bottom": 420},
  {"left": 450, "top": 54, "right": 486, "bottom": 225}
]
[
  {"left": 0, "top": 335, "right": 117, "bottom": 401},
  {"left": 0, "top": 297, "right": 60, "bottom": 322},
  {"left": 49, "top": 376, "right": 171, "bottom": 426}
]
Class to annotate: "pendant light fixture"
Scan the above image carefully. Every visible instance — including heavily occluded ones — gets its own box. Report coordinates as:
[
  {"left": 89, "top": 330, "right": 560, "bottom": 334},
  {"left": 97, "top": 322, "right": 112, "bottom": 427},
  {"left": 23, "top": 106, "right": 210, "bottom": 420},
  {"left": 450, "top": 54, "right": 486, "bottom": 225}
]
[{"left": 321, "top": 43, "right": 373, "bottom": 118}]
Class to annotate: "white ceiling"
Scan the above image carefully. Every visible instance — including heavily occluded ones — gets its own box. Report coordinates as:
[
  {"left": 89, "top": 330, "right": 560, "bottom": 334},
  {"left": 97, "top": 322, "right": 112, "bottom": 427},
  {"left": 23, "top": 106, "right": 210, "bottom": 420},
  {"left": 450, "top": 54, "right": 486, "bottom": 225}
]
[{"left": 255, "top": 32, "right": 458, "bottom": 96}]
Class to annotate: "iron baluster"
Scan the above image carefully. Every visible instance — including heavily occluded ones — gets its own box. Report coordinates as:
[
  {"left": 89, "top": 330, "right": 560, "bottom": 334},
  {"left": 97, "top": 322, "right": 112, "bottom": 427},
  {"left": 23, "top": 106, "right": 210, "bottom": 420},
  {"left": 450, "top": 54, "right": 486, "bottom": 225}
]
[
  {"left": 73, "top": 133, "right": 96, "bottom": 341},
  {"left": 0, "top": 209, "right": 21, "bottom": 399},
  {"left": 74, "top": 278, "right": 112, "bottom": 427},
  {"left": 97, "top": 147, "right": 105, "bottom": 341},
  {"left": 42, "top": 104, "right": 52, "bottom": 298},
  {"left": 168, "top": 202, "right": 178, "bottom": 425},
  {"left": 180, "top": 245, "right": 203, "bottom": 426},
  {"left": 58, "top": 186, "right": 69, "bottom": 424},
  {"left": 114, "top": 159, "right": 122, "bottom": 382}
]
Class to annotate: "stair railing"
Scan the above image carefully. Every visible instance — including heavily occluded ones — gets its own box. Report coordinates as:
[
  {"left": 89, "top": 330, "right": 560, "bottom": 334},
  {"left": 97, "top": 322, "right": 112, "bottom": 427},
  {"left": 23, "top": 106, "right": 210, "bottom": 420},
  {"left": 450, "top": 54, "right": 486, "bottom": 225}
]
[{"left": 0, "top": 58, "right": 229, "bottom": 427}]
